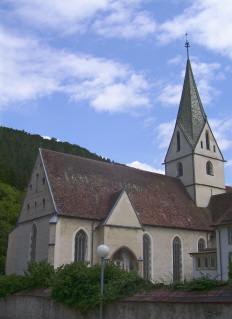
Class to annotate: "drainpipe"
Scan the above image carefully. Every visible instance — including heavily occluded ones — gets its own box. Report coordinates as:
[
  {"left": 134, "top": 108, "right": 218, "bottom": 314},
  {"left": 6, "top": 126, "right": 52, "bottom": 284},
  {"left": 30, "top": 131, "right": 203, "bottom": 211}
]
[
  {"left": 216, "top": 226, "right": 222, "bottom": 280},
  {"left": 91, "top": 221, "right": 96, "bottom": 266}
]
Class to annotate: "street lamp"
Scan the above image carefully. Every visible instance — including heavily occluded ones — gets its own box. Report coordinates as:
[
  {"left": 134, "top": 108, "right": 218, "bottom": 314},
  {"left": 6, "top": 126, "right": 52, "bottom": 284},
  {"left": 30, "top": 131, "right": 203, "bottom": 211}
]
[{"left": 96, "top": 245, "right": 109, "bottom": 319}]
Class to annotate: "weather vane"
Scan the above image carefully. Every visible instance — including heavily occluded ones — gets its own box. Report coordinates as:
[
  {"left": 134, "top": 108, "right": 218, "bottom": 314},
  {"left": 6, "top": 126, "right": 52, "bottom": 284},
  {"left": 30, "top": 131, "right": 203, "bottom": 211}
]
[{"left": 185, "top": 33, "right": 190, "bottom": 59}]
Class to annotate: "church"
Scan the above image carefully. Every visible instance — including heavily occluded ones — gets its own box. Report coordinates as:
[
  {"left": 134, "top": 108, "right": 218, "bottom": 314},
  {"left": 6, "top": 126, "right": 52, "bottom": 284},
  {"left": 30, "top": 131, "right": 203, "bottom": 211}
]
[{"left": 6, "top": 46, "right": 232, "bottom": 282}]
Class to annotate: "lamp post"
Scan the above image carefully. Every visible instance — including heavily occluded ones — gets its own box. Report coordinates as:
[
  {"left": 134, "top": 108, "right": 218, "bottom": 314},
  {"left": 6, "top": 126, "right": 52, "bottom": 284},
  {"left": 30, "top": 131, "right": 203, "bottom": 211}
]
[{"left": 96, "top": 245, "right": 109, "bottom": 319}]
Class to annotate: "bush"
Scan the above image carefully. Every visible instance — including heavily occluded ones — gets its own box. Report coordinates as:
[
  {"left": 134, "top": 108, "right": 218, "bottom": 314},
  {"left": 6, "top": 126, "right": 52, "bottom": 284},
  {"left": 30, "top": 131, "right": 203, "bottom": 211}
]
[
  {"left": 0, "top": 274, "right": 26, "bottom": 297},
  {"left": 24, "top": 260, "right": 55, "bottom": 289},
  {"left": 51, "top": 260, "right": 154, "bottom": 314},
  {"left": 160, "top": 273, "right": 230, "bottom": 292}
]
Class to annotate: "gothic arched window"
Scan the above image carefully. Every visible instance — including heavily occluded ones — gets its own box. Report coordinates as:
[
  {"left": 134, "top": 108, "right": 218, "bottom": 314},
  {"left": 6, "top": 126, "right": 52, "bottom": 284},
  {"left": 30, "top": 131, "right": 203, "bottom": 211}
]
[
  {"left": 173, "top": 236, "right": 182, "bottom": 282},
  {"left": 30, "top": 224, "right": 37, "bottom": 262},
  {"left": 177, "top": 131, "right": 181, "bottom": 151},
  {"left": 206, "top": 161, "right": 214, "bottom": 176},
  {"left": 198, "top": 238, "right": 206, "bottom": 252},
  {"left": 143, "top": 234, "right": 151, "bottom": 279},
  {"left": 74, "top": 230, "right": 88, "bottom": 262},
  {"left": 176, "top": 162, "right": 183, "bottom": 177},
  {"left": 206, "top": 131, "right": 210, "bottom": 150}
]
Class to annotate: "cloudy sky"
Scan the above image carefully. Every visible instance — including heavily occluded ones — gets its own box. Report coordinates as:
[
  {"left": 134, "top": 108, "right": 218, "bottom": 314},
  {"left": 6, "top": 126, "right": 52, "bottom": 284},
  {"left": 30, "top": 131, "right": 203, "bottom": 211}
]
[{"left": 1, "top": 0, "right": 232, "bottom": 185}]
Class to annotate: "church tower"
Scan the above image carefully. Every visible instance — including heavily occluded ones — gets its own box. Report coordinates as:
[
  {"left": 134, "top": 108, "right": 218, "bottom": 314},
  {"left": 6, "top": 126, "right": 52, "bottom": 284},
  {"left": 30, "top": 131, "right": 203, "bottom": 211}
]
[{"left": 164, "top": 40, "right": 226, "bottom": 207}]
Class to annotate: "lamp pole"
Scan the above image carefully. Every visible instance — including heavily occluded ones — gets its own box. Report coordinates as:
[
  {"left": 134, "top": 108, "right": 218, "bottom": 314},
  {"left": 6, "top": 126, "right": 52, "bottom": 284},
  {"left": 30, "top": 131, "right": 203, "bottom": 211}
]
[{"left": 96, "top": 245, "right": 109, "bottom": 319}]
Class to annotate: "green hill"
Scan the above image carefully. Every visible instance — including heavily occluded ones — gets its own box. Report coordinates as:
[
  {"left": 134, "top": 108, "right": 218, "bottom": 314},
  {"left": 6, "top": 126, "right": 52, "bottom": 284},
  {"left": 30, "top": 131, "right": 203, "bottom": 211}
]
[{"left": 0, "top": 126, "right": 113, "bottom": 191}]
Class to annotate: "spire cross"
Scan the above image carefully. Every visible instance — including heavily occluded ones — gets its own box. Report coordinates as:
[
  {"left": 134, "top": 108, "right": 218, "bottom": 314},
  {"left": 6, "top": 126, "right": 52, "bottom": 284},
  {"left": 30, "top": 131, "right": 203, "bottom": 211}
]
[{"left": 185, "top": 33, "right": 190, "bottom": 59}]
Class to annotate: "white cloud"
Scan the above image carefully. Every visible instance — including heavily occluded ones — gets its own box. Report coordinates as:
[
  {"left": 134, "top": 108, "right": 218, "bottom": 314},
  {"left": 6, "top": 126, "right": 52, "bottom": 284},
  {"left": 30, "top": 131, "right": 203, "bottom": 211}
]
[
  {"left": 93, "top": 1, "right": 157, "bottom": 39},
  {"left": 2, "top": 0, "right": 157, "bottom": 38},
  {"left": 0, "top": 28, "right": 150, "bottom": 112},
  {"left": 157, "top": 84, "right": 182, "bottom": 106},
  {"left": 226, "top": 159, "right": 232, "bottom": 167},
  {"left": 155, "top": 120, "right": 175, "bottom": 149},
  {"left": 126, "top": 161, "right": 164, "bottom": 174},
  {"left": 158, "top": 0, "right": 232, "bottom": 59}
]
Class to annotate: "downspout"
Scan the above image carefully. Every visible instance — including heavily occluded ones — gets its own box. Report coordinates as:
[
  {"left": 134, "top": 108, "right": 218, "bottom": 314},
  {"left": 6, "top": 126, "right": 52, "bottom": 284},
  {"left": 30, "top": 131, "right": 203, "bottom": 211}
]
[
  {"left": 91, "top": 221, "right": 96, "bottom": 266},
  {"left": 216, "top": 226, "right": 223, "bottom": 280}
]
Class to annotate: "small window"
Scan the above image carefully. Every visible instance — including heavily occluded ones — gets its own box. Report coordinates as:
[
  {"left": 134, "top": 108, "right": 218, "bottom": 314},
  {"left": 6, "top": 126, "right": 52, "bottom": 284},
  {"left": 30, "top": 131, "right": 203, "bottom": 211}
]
[
  {"left": 210, "top": 257, "right": 215, "bottom": 269},
  {"left": 30, "top": 185, "right": 32, "bottom": 191},
  {"left": 204, "top": 257, "right": 208, "bottom": 269},
  {"left": 35, "top": 202, "right": 37, "bottom": 211},
  {"left": 206, "top": 161, "right": 214, "bottom": 176},
  {"left": 198, "top": 238, "right": 206, "bottom": 252},
  {"left": 177, "top": 131, "right": 181, "bottom": 151},
  {"left": 43, "top": 198, "right": 45, "bottom": 209},
  {"left": 213, "top": 145, "right": 216, "bottom": 152},
  {"left": 27, "top": 204, "right": 30, "bottom": 214},
  {"left": 176, "top": 162, "right": 183, "bottom": 177},
  {"left": 206, "top": 131, "right": 210, "bottom": 150},
  {"left": 42, "top": 177, "right": 45, "bottom": 185},
  {"left": 228, "top": 229, "right": 232, "bottom": 244},
  {"left": 36, "top": 173, "right": 39, "bottom": 191},
  {"left": 201, "top": 141, "right": 203, "bottom": 148},
  {"left": 197, "top": 257, "right": 201, "bottom": 269}
]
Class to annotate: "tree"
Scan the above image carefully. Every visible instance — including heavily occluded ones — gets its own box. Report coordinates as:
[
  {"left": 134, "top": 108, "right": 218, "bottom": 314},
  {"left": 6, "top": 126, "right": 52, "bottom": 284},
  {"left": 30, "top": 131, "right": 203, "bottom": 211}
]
[{"left": 0, "top": 181, "right": 24, "bottom": 274}]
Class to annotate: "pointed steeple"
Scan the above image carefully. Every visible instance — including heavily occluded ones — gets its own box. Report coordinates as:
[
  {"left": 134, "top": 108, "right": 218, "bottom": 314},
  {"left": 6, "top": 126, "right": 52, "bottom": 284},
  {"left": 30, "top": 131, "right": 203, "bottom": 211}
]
[{"left": 177, "top": 54, "right": 207, "bottom": 148}]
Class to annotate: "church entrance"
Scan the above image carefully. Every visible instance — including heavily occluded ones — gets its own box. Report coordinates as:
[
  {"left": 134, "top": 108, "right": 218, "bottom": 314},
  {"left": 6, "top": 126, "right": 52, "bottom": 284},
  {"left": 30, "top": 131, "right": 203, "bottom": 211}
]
[{"left": 112, "top": 247, "right": 137, "bottom": 272}]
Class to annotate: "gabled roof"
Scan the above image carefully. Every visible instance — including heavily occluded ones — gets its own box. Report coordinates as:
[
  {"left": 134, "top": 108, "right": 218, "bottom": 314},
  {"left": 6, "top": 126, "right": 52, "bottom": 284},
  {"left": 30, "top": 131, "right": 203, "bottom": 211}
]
[
  {"left": 177, "top": 59, "right": 207, "bottom": 148},
  {"left": 40, "top": 148, "right": 211, "bottom": 230},
  {"left": 209, "top": 190, "right": 232, "bottom": 226}
]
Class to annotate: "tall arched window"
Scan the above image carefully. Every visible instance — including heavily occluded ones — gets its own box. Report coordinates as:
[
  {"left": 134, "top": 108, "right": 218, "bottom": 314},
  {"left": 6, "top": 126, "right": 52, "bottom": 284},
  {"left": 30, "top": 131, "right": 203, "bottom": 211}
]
[
  {"left": 198, "top": 238, "right": 206, "bottom": 252},
  {"left": 177, "top": 131, "right": 181, "bottom": 151},
  {"left": 173, "top": 236, "right": 182, "bottom": 281},
  {"left": 206, "top": 131, "right": 210, "bottom": 150},
  {"left": 30, "top": 224, "right": 37, "bottom": 261},
  {"left": 143, "top": 234, "right": 151, "bottom": 279},
  {"left": 74, "top": 230, "right": 88, "bottom": 262},
  {"left": 206, "top": 161, "right": 214, "bottom": 175},
  {"left": 176, "top": 162, "right": 183, "bottom": 177}
]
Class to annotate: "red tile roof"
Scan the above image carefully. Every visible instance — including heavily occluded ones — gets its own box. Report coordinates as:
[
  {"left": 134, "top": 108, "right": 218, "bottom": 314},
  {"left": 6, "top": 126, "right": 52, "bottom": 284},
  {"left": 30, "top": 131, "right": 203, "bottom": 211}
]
[
  {"left": 208, "top": 192, "right": 232, "bottom": 226},
  {"left": 41, "top": 149, "right": 211, "bottom": 230}
]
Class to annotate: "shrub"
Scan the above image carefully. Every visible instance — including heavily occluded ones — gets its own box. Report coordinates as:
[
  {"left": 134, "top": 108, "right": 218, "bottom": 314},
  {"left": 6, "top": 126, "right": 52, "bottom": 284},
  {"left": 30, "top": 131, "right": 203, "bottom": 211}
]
[
  {"left": 24, "top": 260, "right": 55, "bottom": 289},
  {"left": 51, "top": 260, "right": 154, "bottom": 314},
  {"left": 0, "top": 274, "right": 26, "bottom": 297}
]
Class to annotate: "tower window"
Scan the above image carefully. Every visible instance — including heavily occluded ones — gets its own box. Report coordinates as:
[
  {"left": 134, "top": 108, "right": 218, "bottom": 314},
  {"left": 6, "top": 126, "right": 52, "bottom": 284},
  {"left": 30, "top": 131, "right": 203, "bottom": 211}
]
[
  {"left": 176, "top": 162, "right": 183, "bottom": 177},
  {"left": 201, "top": 141, "right": 203, "bottom": 148},
  {"left": 42, "top": 177, "right": 45, "bottom": 185},
  {"left": 177, "top": 131, "right": 181, "bottom": 151},
  {"left": 27, "top": 204, "right": 30, "bottom": 214},
  {"left": 213, "top": 145, "right": 216, "bottom": 152},
  {"left": 206, "top": 161, "right": 214, "bottom": 176},
  {"left": 43, "top": 198, "right": 45, "bottom": 209},
  {"left": 206, "top": 131, "right": 210, "bottom": 150}
]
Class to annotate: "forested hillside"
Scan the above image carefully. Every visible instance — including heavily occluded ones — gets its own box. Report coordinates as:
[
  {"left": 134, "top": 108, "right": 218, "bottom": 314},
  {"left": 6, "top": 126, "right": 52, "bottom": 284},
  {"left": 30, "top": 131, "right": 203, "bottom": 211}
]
[
  {"left": 0, "top": 126, "right": 112, "bottom": 191},
  {"left": 0, "top": 126, "right": 114, "bottom": 274}
]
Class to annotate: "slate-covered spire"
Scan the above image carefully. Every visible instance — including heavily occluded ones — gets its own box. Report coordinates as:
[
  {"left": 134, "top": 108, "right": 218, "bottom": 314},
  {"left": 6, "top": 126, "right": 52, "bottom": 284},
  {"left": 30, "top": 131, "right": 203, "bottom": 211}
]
[{"left": 177, "top": 56, "right": 207, "bottom": 148}]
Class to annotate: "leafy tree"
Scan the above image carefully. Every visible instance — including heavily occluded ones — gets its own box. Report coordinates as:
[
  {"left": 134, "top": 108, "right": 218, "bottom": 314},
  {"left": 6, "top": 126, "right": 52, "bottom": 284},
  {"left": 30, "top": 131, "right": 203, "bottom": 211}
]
[{"left": 0, "top": 181, "right": 24, "bottom": 274}]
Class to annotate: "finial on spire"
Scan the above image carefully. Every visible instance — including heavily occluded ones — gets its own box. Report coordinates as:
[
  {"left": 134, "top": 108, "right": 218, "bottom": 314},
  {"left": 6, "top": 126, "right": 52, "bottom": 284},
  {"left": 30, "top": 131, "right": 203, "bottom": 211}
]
[{"left": 185, "top": 33, "right": 190, "bottom": 59}]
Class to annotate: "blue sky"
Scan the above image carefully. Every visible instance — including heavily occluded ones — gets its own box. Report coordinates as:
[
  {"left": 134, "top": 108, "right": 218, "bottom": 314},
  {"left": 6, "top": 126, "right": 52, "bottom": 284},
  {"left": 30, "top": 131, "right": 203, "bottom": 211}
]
[{"left": 1, "top": 0, "right": 232, "bottom": 185}]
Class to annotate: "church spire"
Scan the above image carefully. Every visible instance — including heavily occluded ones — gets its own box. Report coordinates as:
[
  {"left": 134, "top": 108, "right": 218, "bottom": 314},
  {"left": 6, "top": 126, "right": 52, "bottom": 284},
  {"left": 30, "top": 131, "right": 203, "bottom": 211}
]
[{"left": 176, "top": 41, "right": 207, "bottom": 148}]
